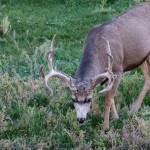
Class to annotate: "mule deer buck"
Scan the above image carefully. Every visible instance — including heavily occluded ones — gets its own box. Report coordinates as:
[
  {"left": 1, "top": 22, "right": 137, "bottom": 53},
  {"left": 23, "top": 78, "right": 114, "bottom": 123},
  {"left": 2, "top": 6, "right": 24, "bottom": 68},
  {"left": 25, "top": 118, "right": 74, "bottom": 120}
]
[{"left": 41, "top": 3, "right": 150, "bottom": 129}]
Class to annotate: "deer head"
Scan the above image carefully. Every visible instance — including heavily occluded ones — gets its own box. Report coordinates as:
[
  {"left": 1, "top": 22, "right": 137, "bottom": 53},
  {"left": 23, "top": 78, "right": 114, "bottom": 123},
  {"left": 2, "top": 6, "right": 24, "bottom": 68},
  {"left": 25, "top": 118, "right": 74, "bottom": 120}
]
[{"left": 40, "top": 35, "right": 116, "bottom": 124}]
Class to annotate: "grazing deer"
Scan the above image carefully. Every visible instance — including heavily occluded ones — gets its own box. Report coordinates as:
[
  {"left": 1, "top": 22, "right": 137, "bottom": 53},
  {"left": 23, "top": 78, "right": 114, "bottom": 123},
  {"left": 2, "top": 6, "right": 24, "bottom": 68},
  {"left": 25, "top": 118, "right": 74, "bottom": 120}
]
[{"left": 41, "top": 3, "right": 150, "bottom": 129}]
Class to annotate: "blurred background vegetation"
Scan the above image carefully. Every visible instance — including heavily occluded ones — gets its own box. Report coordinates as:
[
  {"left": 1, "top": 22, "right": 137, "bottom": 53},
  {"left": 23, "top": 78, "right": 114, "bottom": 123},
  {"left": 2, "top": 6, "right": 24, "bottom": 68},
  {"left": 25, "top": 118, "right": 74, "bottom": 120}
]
[{"left": 0, "top": 0, "right": 150, "bottom": 149}]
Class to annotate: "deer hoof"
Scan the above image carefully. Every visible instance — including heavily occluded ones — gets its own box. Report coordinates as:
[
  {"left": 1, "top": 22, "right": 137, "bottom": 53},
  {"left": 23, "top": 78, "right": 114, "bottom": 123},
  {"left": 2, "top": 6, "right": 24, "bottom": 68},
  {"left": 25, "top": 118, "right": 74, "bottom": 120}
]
[
  {"left": 112, "top": 115, "right": 119, "bottom": 120},
  {"left": 112, "top": 117, "right": 119, "bottom": 122},
  {"left": 128, "top": 103, "right": 140, "bottom": 115},
  {"left": 101, "top": 123, "right": 109, "bottom": 131}
]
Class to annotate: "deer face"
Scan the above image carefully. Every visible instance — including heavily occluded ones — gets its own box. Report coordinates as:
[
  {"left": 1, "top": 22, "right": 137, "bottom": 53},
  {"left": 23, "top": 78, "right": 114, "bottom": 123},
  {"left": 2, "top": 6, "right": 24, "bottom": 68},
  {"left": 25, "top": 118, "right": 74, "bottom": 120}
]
[{"left": 71, "top": 82, "right": 93, "bottom": 124}]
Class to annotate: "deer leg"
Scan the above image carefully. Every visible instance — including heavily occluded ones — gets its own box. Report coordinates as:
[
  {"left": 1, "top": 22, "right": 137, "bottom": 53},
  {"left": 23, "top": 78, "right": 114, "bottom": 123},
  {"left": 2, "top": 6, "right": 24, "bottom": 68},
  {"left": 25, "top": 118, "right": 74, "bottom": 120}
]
[
  {"left": 111, "top": 99, "right": 119, "bottom": 120},
  {"left": 103, "top": 72, "right": 122, "bottom": 130},
  {"left": 130, "top": 59, "right": 150, "bottom": 113}
]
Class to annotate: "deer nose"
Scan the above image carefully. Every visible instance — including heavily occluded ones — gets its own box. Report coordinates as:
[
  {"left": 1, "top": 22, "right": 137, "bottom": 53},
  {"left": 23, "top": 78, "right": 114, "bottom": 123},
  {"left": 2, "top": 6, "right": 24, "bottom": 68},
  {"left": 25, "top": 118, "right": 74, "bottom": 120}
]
[{"left": 77, "top": 118, "right": 85, "bottom": 124}]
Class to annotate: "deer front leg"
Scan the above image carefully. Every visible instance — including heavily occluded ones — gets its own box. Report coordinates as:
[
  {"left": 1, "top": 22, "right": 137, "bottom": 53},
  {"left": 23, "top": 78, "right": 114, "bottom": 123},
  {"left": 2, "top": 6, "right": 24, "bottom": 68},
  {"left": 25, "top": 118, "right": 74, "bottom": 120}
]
[
  {"left": 111, "top": 99, "right": 119, "bottom": 120},
  {"left": 103, "top": 95, "right": 113, "bottom": 130},
  {"left": 102, "top": 72, "right": 122, "bottom": 130},
  {"left": 129, "top": 60, "right": 150, "bottom": 113}
]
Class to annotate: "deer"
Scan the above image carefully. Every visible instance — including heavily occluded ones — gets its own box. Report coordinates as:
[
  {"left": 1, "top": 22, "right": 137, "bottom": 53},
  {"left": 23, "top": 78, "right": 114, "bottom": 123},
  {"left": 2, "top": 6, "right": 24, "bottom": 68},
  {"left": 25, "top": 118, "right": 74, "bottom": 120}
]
[{"left": 40, "top": 2, "right": 150, "bottom": 130}]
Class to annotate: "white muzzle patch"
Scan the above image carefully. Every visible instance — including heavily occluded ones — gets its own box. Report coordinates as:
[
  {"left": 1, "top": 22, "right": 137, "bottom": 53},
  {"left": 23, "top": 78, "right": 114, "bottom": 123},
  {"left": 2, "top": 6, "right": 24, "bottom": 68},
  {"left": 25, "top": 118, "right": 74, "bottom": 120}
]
[{"left": 74, "top": 102, "right": 91, "bottom": 119}]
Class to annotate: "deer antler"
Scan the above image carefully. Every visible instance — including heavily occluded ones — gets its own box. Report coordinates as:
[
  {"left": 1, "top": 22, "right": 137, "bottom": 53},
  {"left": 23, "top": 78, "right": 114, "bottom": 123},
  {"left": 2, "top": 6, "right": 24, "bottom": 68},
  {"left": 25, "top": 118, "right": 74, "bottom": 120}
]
[
  {"left": 40, "top": 35, "right": 76, "bottom": 95},
  {"left": 91, "top": 37, "right": 116, "bottom": 93}
]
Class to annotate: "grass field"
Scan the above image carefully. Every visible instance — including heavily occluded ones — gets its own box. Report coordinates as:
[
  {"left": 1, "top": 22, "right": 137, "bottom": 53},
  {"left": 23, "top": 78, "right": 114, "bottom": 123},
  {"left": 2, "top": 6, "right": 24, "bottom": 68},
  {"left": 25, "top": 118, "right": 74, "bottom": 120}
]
[{"left": 0, "top": 0, "right": 150, "bottom": 149}]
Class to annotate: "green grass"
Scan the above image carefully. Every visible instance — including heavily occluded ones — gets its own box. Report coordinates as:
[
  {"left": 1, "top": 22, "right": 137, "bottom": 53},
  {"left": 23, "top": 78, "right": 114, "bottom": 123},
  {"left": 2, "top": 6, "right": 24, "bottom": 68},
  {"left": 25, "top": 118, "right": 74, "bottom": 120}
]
[{"left": 0, "top": 0, "right": 150, "bottom": 149}]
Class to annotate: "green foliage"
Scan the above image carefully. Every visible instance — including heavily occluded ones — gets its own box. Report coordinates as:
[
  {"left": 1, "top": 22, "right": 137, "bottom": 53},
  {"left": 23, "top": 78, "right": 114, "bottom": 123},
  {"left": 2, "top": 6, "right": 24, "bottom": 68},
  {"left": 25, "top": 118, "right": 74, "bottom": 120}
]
[
  {"left": 8, "top": 0, "right": 118, "bottom": 5},
  {"left": 0, "top": 0, "right": 150, "bottom": 149}
]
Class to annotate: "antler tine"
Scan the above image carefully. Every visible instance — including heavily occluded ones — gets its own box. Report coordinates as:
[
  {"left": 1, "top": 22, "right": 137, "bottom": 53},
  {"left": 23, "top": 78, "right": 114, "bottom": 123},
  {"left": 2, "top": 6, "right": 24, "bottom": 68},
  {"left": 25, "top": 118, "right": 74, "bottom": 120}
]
[
  {"left": 40, "top": 65, "right": 54, "bottom": 95},
  {"left": 106, "top": 53, "right": 113, "bottom": 71},
  {"left": 102, "top": 36, "right": 113, "bottom": 71},
  {"left": 46, "top": 34, "right": 56, "bottom": 70},
  {"left": 50, "top": 34, "right": 56, "bottom": 52}
]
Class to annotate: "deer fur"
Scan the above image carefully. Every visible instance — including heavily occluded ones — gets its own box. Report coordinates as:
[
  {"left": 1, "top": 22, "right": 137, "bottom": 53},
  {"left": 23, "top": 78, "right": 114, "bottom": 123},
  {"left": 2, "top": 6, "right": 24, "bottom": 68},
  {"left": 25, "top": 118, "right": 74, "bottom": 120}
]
[{"left": 41, "top": 3, "right": 150, "bottom": 130}]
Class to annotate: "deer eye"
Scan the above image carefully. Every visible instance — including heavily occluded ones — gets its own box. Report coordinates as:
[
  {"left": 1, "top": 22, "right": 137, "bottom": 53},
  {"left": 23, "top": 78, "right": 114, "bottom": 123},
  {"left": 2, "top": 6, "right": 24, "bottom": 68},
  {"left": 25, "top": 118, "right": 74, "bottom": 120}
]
[
  {"left": 71, "top": 98, "right": 76, "bottom": 103},
  {"left": 87, "top": 98, "right": 92, "bottom": 103}
]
